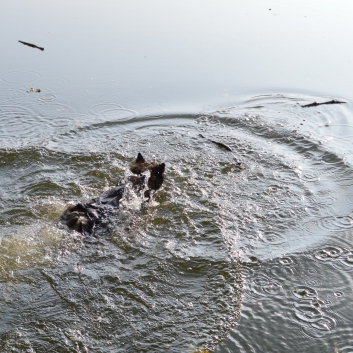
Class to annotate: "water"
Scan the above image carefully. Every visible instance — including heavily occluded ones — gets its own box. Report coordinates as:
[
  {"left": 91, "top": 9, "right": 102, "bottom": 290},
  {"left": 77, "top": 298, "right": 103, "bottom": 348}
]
[{"left": 1, "top": 1, "right": 353, "bottom": 352}]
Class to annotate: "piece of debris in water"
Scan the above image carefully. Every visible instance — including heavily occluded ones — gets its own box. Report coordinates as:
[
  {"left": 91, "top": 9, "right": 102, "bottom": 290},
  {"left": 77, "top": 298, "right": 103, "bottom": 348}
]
[
  {"left": 234, "top": 157, "right": 245, "bottom": 170},
  {"left": 27, "top": 88, "right": 41, "bottom": 93},
  {"left": 295, "top": 289, "right": 310, "bottom": 297},
  {"left": 199, "top": 133, "right": 232, "bottom": 151},
  {"left": 18, "top": 40, "right": 44, "bottom": 51},
  {"left": 301, "top": 99, "right": 346, "bottom": 108}
]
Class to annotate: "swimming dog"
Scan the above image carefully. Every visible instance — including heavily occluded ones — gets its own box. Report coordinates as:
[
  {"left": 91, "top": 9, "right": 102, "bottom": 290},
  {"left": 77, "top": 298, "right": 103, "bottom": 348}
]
[{"left": 61, "top": 153, "right": 165, "bottom": 235}]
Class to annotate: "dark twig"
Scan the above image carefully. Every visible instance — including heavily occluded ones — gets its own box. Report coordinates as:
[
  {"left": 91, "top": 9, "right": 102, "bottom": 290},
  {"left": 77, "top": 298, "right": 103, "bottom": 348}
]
[
  {"left": 199, "top": 134, "right": 232, "bottom": 151},
  {"left": 18, "top": 40, "right": 44, "bottom": 51},
  {"left": 199, "top": 133, "right": 244, "bottom": 169},
  {"left": 301, "top": 99, "right": 345, "bottom": 108}
]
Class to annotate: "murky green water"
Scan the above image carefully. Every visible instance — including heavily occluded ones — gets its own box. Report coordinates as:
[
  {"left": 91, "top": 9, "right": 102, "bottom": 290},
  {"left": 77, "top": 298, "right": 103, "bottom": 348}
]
[{"left": 2, "top": 1, "right": 353, "bottom": 352}]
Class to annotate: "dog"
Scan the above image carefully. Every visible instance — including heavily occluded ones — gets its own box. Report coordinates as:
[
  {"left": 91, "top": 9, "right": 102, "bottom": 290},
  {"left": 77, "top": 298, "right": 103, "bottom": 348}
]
[{"left": 61, "top": 153, "right": 165, "bottom": 235}]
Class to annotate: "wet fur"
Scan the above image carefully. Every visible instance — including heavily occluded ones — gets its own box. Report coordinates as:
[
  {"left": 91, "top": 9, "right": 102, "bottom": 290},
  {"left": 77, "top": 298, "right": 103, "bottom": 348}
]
[{"left": 62, "top": 153, "right": 165, "bottom": 235}]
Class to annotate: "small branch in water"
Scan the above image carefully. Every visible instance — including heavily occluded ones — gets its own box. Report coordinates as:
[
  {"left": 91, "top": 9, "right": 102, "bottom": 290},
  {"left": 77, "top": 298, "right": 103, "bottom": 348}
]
[
  {"left": 301, "top": 99, "right": 346, "bottom": 108},
  {"left": 199, "top": 133, "right": 245, "bottom": 169},
  {"left": 199, "top": 134, "right": 232, "bottom": 151},
  {"left": 18, "top": 40, "right": 44, "bottom": 51}
]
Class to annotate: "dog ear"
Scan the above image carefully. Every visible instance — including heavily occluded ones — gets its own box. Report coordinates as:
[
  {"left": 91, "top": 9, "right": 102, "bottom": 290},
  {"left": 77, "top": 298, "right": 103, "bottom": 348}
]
[
  {"left": 135, "top": 153, "right": 145, "bottom": 163},
  {"left": 131, "top": 153, "right": 147, "bottom": 174},
  {"left": 154, "top": 163, "right": 165, "bottom": 176}
]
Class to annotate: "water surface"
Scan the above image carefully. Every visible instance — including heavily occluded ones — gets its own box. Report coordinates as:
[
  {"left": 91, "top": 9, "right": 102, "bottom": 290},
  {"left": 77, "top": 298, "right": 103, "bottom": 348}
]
[{"left": 1, "top": 1, "right": 353, "bottom": 352}]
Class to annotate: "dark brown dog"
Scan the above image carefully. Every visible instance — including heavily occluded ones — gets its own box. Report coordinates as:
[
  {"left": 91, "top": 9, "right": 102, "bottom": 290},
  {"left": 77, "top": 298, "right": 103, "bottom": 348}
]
[{"left": 61, "top": 153, "right": 165, "bottom": 235}]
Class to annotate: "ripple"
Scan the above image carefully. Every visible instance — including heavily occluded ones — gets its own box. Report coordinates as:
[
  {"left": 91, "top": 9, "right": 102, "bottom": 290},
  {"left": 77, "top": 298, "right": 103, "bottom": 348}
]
[
  {"left": 321, "top": 152, "right": 345, "bottom": 165},
  {"left": 303, "top": 216, "right": 353, "bottom": 234},
  {"left": 339, "top": 346, "right": 353, "bottom": 353},
  {"left": 0, "top": 88, "right": 28, "bottom": 102},
  {"left": 0, "top": 104, "right": 35, "bottom": 120},
  {"left": 33, "top": 75, "right": 69, "bottom": 89},
  {"left": 331, "top": 216, "right": 353, "bottom": 229},
  {"left": 261, "top": 232, "right": 286, "bottom": 245},
  {"left": 334, "top": 169, "right": 353, "bottom": 187},
  {"left": 35, "top": 101, "right": 77, "bottom": 118},
  {"left": 301, "top": 172, "right": 320, "bottom": 182},
  {"left": 294, "top": 302, "right": 322, "bottom": 323},
  {"left": 307, "top": 268, "right": 318, "bottom": 275},
  {"left": 332, "top": 250, "right": 353, "bottom": 271},
  {"left": 240, "top": 267, "right": 253, "bottom": 279},
  {"left": 89, "top": 101, "right": 124, "bottom": 114},
  {"left": 248, "top": 275, "right": 284, "bottom": 297},
  {"left": 302, "top": 316, "right": 336, "bottom": 338},
  {"left": 268, "top": 264, "right": 294, "bottom": 281},
  {"left": 88, "top": 102, "right": 137, "bottom": 121},
  {"left": 340, "top": 251, "right": 353, "bottom": 267},
  {"left": 37, "top": 93, "right": 56, "bottom": 102},
  {"left": 1, "top": 70, "right": 41, "bottom": 84},
  {"left": 346, "top": 194, "right": 353, "bottom": 204},
  {"left": 0, "top": 107, "right": 37, "bottom": 135},
  {"left": 279, "top": 256, "right": 293, "bottom": 265},
  {"left": 304, "top": 278, "right": 321, "bottom": 287},
  {"left": 314, "top": 246, "right": 344, "bottom": 261},
  {"left": 307, "top": 194, "right": 337, "bottom": 207}
]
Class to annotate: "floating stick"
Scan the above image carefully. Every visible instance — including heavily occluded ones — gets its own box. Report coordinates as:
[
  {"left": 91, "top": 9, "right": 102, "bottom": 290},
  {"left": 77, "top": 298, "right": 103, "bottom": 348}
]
[
  {"left": 301, "top": 99, "right": 345, "bottom": 108},
  {"left": 18, "top": 40, "right": 44, "bottom": 51},
  {"left": 199, "top": 134, "right": 232, "bottom": 151}
]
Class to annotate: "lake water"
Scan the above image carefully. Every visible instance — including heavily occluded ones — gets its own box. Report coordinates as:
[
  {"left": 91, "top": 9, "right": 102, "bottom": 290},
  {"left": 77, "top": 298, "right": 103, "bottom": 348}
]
[{"left": 1, "top": 1, "right": 353, "bottom": 352}]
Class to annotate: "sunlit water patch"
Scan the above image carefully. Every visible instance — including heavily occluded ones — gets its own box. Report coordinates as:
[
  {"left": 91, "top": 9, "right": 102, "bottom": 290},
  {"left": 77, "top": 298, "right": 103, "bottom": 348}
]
[{"left": 1, "top": 93, "right": 353, "bottom": 351}]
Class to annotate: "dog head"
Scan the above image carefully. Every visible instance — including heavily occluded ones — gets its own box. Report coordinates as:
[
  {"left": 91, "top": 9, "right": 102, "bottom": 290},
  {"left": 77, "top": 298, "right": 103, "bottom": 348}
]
[
  {"left": 130, "top": 153, "right": 157, "bottom": 175},
  {"left": 147, "top": 163, "right": 165, "bottom": 191}
]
